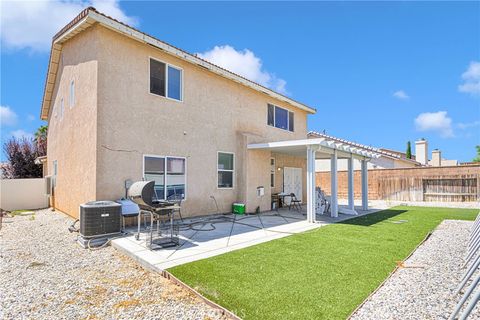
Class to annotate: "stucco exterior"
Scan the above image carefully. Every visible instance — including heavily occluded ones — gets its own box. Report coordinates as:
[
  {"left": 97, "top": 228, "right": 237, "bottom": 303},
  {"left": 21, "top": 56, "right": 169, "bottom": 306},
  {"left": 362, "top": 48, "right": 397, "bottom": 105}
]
[
  {"left": 46, "top": 26, "right": 99, "bottom": 217},
  {"left": 46, "top": 24, "right": 311, "bottom": 218}
]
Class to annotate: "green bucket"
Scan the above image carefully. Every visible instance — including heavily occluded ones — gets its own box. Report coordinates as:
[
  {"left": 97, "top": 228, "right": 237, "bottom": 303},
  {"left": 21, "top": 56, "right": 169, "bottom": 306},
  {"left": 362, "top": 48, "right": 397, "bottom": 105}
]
[{"left": 232, "top": 203, "right": 245, "bottom": 215}]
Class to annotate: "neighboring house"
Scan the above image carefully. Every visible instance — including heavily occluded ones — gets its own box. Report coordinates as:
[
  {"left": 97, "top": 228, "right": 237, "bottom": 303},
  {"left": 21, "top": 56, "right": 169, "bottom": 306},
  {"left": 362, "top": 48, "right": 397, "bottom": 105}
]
[
  {"left": 41, "top": 8, "right": 377, "bottom": 220},
  {"left": 309, "top": 131, "right": 421, "bottom": 171},
  {"left": 411, "top": 139, "right": 459, "bottom": 167}
]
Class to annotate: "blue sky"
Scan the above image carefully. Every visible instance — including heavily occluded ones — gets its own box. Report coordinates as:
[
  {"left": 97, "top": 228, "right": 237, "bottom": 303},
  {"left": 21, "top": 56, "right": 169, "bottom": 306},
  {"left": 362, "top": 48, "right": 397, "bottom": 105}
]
[{"left": 1, "top": 1, "right": 479, "bottom": 162}]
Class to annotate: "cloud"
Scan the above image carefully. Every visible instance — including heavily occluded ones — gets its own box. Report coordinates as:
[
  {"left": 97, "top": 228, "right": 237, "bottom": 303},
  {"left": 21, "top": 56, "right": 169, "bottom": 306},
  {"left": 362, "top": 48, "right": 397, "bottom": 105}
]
[
  {"left": 27, "top": 114, "right": 36, "bottom": 121},
  {"left": 0, "top": 0, "right": 137, "bottom": 52},
  {"left": 414, "top": 111, "right": 454, "bottom": 138},
  {"left": 393, "top": 90, "right": 409, "bottom": 100},
  {"left": 0, "top": 106, "right": 18, "bottom": 126},
  {"left": 458, "top": 61, "right": 480, "bottom": 96},
  {"left": 10, "top": 130, "right": 34, "bottom": 141},
  {"left": 197, "top": 45, "right": 288, "bottom": 95},
  {"left": 457, "top": 120, "right": 480, "bottom": 130}
]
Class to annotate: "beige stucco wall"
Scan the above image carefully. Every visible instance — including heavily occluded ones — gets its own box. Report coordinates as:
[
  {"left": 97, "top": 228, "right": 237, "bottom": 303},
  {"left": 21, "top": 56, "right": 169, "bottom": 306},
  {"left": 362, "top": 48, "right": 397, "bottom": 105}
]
[
  {"left": 46, "top": 26, "right": 99, "bottom": 217},
  {"left": 93, "top": 26, "right": 309, "bottom": 217},
  {"left": 46, "top": 24, "right": 311, "bottom": 217}
]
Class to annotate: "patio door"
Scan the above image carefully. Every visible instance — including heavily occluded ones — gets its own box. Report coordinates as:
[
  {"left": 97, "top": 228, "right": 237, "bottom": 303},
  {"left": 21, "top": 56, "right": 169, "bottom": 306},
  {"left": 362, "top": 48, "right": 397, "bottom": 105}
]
[{"left": 283, "top": 167, "right": 302, "bottom": 205}]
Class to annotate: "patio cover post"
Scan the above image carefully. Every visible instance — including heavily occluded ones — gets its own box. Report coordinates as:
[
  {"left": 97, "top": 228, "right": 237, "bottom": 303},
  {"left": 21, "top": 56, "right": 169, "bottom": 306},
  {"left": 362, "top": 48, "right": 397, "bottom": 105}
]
[
  {"left": 306, "top": 146, "right": 317, "bottom": 223},
  {"left": 330, "top": 150, "right": 338, "bottom": 218},
  {"left": 348, "top": 155, "right": 355, "bottom": 211},
  {"left": 361, "top": 159, "right": 369, "bottom": 211}
]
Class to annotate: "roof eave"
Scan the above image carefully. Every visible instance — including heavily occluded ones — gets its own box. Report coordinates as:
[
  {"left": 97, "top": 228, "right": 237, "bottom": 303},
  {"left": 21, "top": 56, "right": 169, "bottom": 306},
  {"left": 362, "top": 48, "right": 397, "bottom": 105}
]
[{"left": 40, "top": 8, "right": 316, "bottom": 120}]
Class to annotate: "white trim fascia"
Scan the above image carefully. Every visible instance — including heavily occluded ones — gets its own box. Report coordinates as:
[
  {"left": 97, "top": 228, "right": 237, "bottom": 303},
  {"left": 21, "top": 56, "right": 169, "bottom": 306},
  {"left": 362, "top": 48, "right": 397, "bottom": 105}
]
[
  {"left": 247, "top": 137, "right": 381, "bottom": 159},
  {"left": 53, "top": 16, "right": 91, "bottom": 45}
]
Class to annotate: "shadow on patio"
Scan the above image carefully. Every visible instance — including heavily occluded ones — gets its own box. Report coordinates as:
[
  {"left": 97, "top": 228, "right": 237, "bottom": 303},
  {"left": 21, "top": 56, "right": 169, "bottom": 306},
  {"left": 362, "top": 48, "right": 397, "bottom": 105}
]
[{"left": 112, "top": 205, "right": 382, "bottom": 271}]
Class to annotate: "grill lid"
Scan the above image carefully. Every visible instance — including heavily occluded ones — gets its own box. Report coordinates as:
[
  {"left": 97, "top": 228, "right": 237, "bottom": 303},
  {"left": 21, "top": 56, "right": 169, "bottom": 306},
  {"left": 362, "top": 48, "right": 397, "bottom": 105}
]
[{"left": 127, "top": 180, "right": 155, "bottom": 207}]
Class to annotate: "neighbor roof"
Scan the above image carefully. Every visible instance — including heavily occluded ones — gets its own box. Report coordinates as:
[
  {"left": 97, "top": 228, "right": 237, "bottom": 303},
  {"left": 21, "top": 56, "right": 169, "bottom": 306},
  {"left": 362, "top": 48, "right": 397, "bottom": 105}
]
[
  {"left": 40, "top": 7, "right": 316, "bottom": 120},
  {"left": 308, "top": 131, "right": 422, "bottom": 165}
]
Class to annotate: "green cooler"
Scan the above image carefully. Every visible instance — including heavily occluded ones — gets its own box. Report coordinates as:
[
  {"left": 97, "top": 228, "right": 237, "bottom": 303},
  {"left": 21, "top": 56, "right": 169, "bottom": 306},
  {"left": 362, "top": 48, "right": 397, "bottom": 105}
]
[{"left": 232, "top": 203, "right": 246, "bottom": 215}]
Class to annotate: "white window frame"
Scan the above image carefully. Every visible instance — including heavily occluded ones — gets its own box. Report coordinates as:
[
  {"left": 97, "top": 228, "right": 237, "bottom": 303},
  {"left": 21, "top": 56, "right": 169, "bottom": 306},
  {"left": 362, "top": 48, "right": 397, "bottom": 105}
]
[
  {"left": 268, "top": 103, "right": 294, "bottom": 132},
  {"left": 217, "top": 151, "right": 235, "bottom": 189},
  {"left": 142, "top": 154, "right": 187, "bottom": 200},
  {"left": 270, "top": 157, "right": 275, "bottom": 188},
  {"left": 69, "top": 80, "right": 75, "bottom": 108},
  {"left": 148, "top": 56, "right": 184, "bottom": 102}
]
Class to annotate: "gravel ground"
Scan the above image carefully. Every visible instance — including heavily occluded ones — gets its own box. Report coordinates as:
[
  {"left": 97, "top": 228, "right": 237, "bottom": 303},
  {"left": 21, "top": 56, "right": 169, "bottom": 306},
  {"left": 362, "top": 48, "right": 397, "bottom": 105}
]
[
  {"left": 0, "top": 209, "right": 225, "bottom": 320},
  {"left": 351, "top": 220, "right": 480, "bottom": 320}
]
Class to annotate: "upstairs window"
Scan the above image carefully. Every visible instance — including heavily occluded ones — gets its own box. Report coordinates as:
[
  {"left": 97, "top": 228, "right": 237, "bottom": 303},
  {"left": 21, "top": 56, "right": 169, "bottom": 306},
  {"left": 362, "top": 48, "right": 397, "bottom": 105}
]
[
  {"left": 150, "top": 58, "right": 182, "bottom": 101},
  {"left": 267, "top": 104, "right": 294, "bottom": 132}
]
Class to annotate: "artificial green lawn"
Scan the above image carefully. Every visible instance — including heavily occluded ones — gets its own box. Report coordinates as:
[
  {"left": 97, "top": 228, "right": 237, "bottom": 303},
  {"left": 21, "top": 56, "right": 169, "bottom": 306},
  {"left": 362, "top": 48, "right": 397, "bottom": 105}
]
[{"left": 169, "top": 206, "right": 478, "bottom": 319}]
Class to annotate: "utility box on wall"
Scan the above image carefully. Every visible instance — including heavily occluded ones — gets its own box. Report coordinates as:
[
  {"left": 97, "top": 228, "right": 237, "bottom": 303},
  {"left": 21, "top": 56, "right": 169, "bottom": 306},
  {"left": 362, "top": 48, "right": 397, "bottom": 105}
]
[{"left": 257, "top": 186, "right": 265, "bottom": 197}]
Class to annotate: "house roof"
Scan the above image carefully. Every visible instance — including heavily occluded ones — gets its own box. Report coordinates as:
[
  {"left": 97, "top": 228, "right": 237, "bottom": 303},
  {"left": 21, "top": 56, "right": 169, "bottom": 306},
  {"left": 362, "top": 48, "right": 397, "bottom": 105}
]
[
  {"left": 307, "top": 131, "right": 422, "bottom": 165},
  {"left": 378, "top": 147, "right": 416, "bottom": 161},
  {"left": 40, "top": 7, "right": 316, "bottom": 120}
]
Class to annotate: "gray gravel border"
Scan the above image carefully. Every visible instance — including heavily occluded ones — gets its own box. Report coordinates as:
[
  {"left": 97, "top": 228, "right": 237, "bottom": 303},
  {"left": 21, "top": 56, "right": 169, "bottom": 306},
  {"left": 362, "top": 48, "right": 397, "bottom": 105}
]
[
  {"left": 0, "top": 209, "right": 225, "bottom": 320},
  {"left": 351, "top": 219, "right": 480, "bottom": 320}
]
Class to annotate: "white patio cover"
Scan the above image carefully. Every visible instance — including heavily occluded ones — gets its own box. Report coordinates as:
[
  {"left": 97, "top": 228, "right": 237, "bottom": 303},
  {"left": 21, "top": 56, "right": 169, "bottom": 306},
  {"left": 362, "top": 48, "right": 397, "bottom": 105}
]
[{"left": 247, "top": 137, "right": 381, "bottom": 222}]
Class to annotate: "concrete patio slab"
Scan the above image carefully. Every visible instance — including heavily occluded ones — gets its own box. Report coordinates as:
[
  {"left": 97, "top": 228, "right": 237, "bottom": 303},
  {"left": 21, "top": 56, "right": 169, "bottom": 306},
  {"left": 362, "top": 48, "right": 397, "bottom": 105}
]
[{"left": 112, "top": 206, "right": 385, "bottom": 271}]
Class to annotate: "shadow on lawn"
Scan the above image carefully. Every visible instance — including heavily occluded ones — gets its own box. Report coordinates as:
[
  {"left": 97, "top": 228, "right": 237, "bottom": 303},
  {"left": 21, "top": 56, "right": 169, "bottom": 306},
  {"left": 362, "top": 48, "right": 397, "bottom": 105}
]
[{"left": 339, "top": 209, "right": 408, "bottom": 227}]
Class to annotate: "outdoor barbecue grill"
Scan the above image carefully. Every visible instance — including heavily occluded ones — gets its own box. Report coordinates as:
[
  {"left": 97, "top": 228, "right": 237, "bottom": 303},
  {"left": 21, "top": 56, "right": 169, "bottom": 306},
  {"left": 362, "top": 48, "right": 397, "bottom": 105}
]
[{"left": 127, "top": 181, "right": 179, "bottom": 249}]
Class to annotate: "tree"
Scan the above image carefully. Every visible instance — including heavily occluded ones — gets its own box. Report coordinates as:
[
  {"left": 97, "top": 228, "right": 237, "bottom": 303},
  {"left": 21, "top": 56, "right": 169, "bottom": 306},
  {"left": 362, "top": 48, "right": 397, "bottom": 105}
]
[
  {"left": 34, "top": 125, "right": 48, "bottom": 157},
  {"left": 2, "top": 137, "right": 42, "bottom": 179},
  {"left": 474, "top": 145, "right": 480, "bottom": 163},
  {"left": 406, "top": 141, "right": 412, "bottom": 159}
]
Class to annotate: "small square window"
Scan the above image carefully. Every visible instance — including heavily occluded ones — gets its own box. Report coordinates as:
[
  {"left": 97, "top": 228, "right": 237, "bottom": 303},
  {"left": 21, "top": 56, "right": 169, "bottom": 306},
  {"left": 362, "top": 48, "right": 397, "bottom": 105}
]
[
  {"left": 150, "top": 59, "right": 183, "bottom": 101},
  {"left": 267, "top": 104, "right": 294, "bottom": 132}
]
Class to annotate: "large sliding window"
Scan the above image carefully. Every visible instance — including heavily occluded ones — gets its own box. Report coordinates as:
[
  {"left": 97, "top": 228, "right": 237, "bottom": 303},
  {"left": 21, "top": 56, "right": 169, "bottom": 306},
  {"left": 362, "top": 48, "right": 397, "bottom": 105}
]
[
  {"left": 267, "top": 104, "right": 294, "bottom": 132},
  {"left": 144, "top": 155, "right": 186, "bottom": 200},
  {"left": 218, "top": 152, "right": 234, "bottom": 188},
  {"left": 150, "top": 58, "right": 183, "bottom": 101}
]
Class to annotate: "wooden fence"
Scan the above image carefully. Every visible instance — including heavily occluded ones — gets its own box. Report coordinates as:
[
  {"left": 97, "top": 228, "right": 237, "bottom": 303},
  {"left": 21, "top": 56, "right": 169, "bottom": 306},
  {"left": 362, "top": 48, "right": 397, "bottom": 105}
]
[{"left": 316, "top": 164, "right": 480, "bottom": 202}]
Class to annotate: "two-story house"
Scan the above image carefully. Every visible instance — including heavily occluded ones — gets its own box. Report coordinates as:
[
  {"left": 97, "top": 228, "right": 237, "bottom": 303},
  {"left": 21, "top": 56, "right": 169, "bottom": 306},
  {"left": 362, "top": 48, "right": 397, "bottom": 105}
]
[{"left": 41, "top": 8, "right": 376, "bottom": 221}]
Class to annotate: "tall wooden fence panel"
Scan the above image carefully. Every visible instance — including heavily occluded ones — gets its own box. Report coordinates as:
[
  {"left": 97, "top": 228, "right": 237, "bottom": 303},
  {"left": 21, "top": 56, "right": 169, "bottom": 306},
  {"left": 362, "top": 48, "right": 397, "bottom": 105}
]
[{"left": 316, "top": 164, "right": 480, "bottom": 202}]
